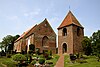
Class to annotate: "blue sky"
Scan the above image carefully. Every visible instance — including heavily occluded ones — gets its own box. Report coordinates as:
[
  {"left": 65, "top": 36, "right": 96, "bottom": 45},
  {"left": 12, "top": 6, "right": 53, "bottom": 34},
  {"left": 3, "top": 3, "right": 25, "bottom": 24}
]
[{"left": 0, "top": 0, "right": 100, "bottom": 42}]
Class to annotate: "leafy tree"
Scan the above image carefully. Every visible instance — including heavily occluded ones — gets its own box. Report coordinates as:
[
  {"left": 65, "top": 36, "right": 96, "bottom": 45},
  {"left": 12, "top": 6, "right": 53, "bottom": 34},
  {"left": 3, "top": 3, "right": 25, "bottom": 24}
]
[
  {"left": 2, "top": 35, "right": 14, "bottom": 52},
  {"left": 90, "top": 30, "right": 100, "bottom": 56},
  {"left": 0, "top": 42, "right": 4, "bottom": 50},
  {"left": 0, "top": 35, "right": 20, "bottom": 52},
  {"left": 82, "top": 36, "right": 92, "bottom": 55},
  {"left": 13, "top": 35, "right": 20, "bottom": 41}
]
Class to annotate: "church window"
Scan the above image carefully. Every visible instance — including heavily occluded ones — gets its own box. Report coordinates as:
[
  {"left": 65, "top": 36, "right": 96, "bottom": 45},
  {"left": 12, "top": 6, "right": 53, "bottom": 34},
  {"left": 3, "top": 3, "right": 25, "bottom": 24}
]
[
  {"left": 62, "top": 28, "right": 67, "bottom": 36},
  {"left": 42, "top": 36, "right": 48, "bottom": 47}
]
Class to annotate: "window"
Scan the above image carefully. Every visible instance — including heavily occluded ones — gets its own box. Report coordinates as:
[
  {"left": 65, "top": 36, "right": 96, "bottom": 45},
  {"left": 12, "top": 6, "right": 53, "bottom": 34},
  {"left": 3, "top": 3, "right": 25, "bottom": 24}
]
[
  {"left": 62, "top": 28, "right": 67, "bottom": 36},
  {"left": 42, "top": 36, "right": 48, "bottom": 47}
]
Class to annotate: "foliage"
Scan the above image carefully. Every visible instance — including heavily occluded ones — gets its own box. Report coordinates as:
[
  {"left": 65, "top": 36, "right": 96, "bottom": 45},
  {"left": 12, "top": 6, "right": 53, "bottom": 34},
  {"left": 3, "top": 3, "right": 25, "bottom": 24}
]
[
  {"left": 49, "top": 54, "right": 60, "bottom": 67},
  {"left": 90, "top": 30, "right": 100, "bottom": 56},
  {"left": 0, "top": 57, "right": 17, "bottom": 67},
  {"left": 0, "top": 54, "right": 59, "bottom": 67},
  {"left": 6, "top": 54, "right": 12, "bottom": 58},
  {"left": 43, "top": 50, "right": 52, "bottom": 60},
  {"left": 0, "top": 35, "right": 20, "bottom": 52},
  {"left": 29, "top": 44, "right": 35, "bottom": 51},
  {"left": 12, "top": 54, "right": 26, "bottom": 62},
  {"left": 46, "top": 60, "right": 53, "bottom": 64},
  {"left": 39, "top": 58, "right": 45, "bottom": 64},
  {"left": 36, "top": 48, "right": 40, "bottom": 55},
  {"left": 31, "top": 60, "right": 36, "bottom": 65},
  {"left": 82, "top": 36, "right": 92, "bottom": 55},
  {"left": 70, "top": 54, "right": 76, "bottom": 61},
  {"left": 0, "top": 50, "right": 6, "bottom": 56}
]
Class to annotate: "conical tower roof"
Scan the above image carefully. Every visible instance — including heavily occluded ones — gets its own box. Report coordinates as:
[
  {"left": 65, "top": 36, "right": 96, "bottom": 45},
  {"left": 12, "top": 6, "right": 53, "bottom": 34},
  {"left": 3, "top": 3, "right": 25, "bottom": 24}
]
[{"left": 58, "top": 11, "right": 83, "bottom": 29}]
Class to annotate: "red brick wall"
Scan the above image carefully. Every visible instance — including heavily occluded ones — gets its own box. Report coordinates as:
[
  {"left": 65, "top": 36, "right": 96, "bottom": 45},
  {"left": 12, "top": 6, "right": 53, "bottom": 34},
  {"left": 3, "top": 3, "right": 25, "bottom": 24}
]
[
  {"left": 14, "top": 20, "right": 56, "bottom": 54},
  {"left": 58, "top": 25, "right": 84, "bottom": 55},
  {"left": 72, "top": 25, "right": 84, "bottom": 53}
]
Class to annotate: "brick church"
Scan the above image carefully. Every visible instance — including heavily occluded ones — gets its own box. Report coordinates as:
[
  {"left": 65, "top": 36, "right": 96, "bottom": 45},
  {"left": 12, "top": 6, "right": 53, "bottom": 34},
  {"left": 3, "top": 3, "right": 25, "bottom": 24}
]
[
  {"left": 14, "top": 10, "right": 84, "bottom": 55},
  {"left": 14, "top": 19, "right": 56, "bottom": 54},
  {"left": 58, "top": 11, "right": 84, "bottom": 54}
]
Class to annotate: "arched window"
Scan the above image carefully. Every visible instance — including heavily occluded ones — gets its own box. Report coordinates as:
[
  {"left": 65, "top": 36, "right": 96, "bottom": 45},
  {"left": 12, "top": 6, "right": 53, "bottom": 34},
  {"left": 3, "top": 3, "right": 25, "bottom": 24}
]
[
  {"left": 62, "top": 28, "right": 67, "bottom": 36},
  {"left": 42, "top": 36, "right": 49, "bottom": 47},
  {"left": 77, "top": 27, "right": 80, "bottom": 36}
]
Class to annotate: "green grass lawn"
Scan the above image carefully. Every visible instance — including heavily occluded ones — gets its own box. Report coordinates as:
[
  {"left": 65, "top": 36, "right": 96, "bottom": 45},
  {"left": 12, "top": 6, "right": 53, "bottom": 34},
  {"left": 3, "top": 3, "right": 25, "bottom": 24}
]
[
  {"left": 0, "top": 57, "right": 17, "bottom": 67},
  {"left": 64, "top": 55, "right": 100, "bottom": 67}
]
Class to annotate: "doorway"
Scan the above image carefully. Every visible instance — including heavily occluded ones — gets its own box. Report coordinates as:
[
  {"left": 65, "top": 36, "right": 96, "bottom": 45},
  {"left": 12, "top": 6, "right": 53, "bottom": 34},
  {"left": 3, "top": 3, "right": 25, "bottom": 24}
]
[{"left": 62, "top": 43, "right": 67, "bottom": 53}]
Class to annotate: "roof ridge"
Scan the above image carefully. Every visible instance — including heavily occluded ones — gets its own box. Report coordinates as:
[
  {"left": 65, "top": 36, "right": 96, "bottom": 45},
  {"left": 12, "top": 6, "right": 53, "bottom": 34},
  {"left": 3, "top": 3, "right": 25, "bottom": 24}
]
[{"left": 15, "top": 24, "right": 37, "bottom": 42}]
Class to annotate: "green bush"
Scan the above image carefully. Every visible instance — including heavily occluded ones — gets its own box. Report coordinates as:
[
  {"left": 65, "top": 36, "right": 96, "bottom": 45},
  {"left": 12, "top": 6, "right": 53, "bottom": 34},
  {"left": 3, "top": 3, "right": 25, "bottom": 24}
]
[
  {"left": 12, "top": 54, "right": 26, "bottom": 62},
  {"left": 31, "top": 60, "right": 36, "bottom": 65},
  {"left": 39, "top": 58, "right": 45, "bottom": 64},
  {"left": 47, "top": 56, "right": 52, "bottom": 60},
  {"left": 6, "top": 54, "right": 12, "bottom": 58}
]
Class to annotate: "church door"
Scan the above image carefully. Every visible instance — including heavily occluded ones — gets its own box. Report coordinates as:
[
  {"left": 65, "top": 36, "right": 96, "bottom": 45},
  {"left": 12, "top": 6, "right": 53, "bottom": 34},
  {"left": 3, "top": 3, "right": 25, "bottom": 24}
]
[{"left": 62, "top": 43, "right": 67, "bottom": 53}]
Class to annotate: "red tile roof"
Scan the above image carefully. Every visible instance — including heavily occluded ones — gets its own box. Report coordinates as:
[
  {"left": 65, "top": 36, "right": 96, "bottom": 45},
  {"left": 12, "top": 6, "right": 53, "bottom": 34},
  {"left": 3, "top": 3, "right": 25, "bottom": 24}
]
[{"left": 58, "top": 11, "right": 83, "bottom": 29}]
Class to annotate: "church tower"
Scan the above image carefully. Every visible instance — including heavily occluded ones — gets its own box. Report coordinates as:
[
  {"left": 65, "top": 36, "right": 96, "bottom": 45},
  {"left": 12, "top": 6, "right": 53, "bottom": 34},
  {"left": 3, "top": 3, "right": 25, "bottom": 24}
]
[{"left": 57, "top": 11, "right": 84, "bottom": 54}]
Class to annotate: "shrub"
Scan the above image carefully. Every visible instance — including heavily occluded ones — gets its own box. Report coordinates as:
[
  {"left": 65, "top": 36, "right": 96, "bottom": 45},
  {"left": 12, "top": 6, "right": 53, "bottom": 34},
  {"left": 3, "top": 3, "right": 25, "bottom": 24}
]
[
  {"left": 43, "top": 50, "right": 52, "bottom": 59},
  {"left": 31, "top": 60, "right": 36, "bottom": 65},
  {"left": 36, "top": 48, "right": 40, "bottom": 55},
  {"left": 12, "top": 54, "right": 26, "bottom": 62},
  {"left": 43, "top": 53, "right": 49, "bottom": 59},
  {"left": 39, "top": 58, "right": 45, "bottom": 64},
  {"left": 70, "top": 54, "right": 76, "bottom": 61},
  {"left": 1, "top": 50, "right": 6, "bottom": 56},
  {"left": 47, "top": 56, "right": 52, "bottom": 60},
  {"left": 6, "top": 54, "right": 12, "bottom": 58},
  {"left": 28, "top": 50, "right": 33, "bottom": 54},
  {"left": 76, "top": 53, "right": 79, "bottom": 59}
]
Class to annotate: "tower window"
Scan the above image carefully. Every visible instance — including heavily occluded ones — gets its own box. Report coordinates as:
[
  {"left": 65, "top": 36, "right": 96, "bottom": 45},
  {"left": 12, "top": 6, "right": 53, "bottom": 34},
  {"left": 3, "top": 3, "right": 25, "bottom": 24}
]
[
  {"left": 62, "top": 28, "right": 67, "bottom": 36},
  {"left": 77, "top": 27, "right": 80, "bottom": 36}
]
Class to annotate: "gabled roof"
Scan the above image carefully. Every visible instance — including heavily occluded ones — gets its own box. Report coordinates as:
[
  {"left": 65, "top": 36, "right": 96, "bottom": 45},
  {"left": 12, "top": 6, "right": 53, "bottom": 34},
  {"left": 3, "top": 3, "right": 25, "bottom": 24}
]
[
  {"left": 15, "top": 18, "right": 56, "bottom": 42},
  {"left": 58, "top": 10, "right": 83, "bottom": 29}
]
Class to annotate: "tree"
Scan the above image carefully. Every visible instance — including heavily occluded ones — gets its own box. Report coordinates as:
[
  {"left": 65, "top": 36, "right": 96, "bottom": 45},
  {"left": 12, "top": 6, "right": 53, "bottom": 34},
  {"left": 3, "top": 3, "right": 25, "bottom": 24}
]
[
  {"left": 90, "top": 30, "right": 100, "bottom": 56},
  {"left": 1, "top": 35, "right": 14, "bottom": 52},
  {"left": 0, "top": 42, "right": 4, "bottom": 50},
  {"left": 13, "top": 35, "right": 20, "bottom": 41},
  {"left": 0, "top": 35, "right": 20, "bottom": 52},
  {"left": 82, "top": 36, "right": 92, "bottom": 56}
]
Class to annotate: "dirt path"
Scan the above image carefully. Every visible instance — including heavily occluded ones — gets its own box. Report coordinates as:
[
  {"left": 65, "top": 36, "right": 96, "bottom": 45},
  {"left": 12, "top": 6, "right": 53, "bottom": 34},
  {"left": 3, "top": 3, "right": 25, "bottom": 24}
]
[{"left": 55, "top": 55, "right": 64, "bottom": 67}]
